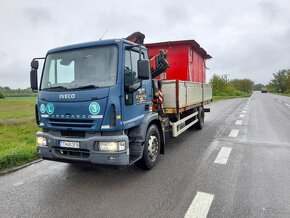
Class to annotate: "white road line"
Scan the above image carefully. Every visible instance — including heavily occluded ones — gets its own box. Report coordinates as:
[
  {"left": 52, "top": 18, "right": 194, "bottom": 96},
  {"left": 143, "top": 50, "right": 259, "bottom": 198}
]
[
  {"left": 13, "top": 181, "right": 24, "bottom": 186},
  {"left": 228, "top": 129, "right": 239, "bottom": 137},
  {"left": 214, "top": 147, "right": 232, "bottom": 165},
  {"left": 242, "top": 110, "right": 247, "bottom": 113},
  {"left": 185, "top": 192, "right": 214, "bottom": 218},
  {"left": 285, "top": 103, "right": 290, "bottom": 107},
  {"left": 235, "top": 120, "right": 243, "bottom": 125},
  {"left": 239, "top": 114, "right": 245, "bottom": 118}
]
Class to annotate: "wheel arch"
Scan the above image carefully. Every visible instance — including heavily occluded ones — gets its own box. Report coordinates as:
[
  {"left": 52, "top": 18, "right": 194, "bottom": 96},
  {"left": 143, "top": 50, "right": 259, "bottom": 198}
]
[{"left": 128, "top": 112, "right": 165, "bottom": 154}]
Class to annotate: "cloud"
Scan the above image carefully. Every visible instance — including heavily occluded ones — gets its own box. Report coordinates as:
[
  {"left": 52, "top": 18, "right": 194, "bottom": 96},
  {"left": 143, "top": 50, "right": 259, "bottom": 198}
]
[
  {"left": 0, "top": 0, "right": 290, "bottom": 88},
  {"left": 258, "top": 0, "right": 281, "bottom": 19},
  {"left": 0, "top": 51, "right": 6, "bottom": 59},
  {"left": 23, "top": 7, "right": 52, "bottom": 26}
]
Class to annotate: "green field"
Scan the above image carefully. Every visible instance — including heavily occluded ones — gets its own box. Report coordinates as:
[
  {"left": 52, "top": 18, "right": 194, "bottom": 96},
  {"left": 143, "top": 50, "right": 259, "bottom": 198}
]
[{"left": 0, "top": 97, "right": 39, "bottom": 171}]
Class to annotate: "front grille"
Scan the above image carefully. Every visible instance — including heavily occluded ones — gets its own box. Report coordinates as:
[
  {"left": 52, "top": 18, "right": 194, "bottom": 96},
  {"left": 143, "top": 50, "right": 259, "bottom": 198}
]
[
  {"left": 54, "top": 147, "right": 90, "bottom": 159},
  {"left": 48, "top": 119, "right": 94, "bottom": 129},
  {"left": 60, "top": 130, "right": 86, "bottom": 138}
]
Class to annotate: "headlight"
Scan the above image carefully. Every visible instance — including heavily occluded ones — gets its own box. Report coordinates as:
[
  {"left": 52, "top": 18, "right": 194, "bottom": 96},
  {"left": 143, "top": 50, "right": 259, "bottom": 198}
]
[
  {"left": 98, "top": 141, "right": 126, "bottom": 152},
  {"left": 36, "top": 136, "right": 47, "bottom": 146}
]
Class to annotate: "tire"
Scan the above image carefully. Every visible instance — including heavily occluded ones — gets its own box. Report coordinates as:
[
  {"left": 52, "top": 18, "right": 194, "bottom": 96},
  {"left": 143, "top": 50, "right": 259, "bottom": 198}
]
[
  {"left": 195, "top": 106, "right": 205, "bottom": 130},
  {"left": 136, "top": 124, "right": 161, "bottom": 170}
]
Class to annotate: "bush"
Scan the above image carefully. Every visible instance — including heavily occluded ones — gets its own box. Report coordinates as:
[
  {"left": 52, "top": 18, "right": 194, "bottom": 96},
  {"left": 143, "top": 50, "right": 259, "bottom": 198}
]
[
  {"left": 0, "top": 92, "right": 4, "bottom": 99},
  {"left": 229, "top": 79, "right": 254, "bottom": 93},
  {"left": 210, "top": 74, "right": 251, "bottom": 97},
  {"left": 268, "top": 69, "right": 290, "bottom": 93}
]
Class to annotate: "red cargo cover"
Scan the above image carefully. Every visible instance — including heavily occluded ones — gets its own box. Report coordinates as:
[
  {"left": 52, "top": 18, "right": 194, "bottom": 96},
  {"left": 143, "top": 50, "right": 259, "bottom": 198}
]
[{"left": 145, "top": 40, "right": 211, "bottom": 83}]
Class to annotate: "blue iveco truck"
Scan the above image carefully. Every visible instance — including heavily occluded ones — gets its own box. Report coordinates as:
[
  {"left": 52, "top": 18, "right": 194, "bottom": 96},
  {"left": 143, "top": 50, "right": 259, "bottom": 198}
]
[{"left": 30, "top": 32, "right": 212, "bottom": 169}]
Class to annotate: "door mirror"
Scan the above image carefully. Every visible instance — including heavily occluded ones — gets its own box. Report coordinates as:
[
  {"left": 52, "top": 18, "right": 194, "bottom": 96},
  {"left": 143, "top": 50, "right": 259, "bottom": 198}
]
[
  {"left": 30, "top": 69, "right": 38, "bottom": 92},
  {"left": 31, "top": 60, "right": 39, "bottom": 69},
  {"left": 137, "top": 60, "right": 150, "bottom": 80}
]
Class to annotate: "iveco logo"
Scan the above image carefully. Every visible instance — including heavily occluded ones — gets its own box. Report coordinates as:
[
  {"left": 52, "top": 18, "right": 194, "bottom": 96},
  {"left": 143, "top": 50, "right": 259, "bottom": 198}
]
[{"left": 59, "top": 94, "right": 75, "bottom": 99}]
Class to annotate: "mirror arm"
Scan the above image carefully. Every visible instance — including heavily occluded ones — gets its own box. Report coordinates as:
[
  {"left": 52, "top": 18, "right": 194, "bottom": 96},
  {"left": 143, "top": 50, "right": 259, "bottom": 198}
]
[
  {"left": 126, "top": 82, "right": 142, "bottom": 93},
  {"left": 33, "top": 57, "right": 45, "bottom": 61},
  {"left": 139, "top": 45, "right": 142, "bottom": 60}
]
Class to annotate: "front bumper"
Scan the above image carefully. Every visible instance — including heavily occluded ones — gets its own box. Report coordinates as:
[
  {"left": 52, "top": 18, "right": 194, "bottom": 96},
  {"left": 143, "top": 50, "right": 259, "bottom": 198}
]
[{"left": 36, "top": 131, "right": 130, "bottom": 166}]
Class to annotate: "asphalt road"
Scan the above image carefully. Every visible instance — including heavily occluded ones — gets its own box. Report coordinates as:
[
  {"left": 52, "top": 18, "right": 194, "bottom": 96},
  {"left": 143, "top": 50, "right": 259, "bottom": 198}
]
[{"left": 0, "top": 91, "right": 290, "bottom": 218}]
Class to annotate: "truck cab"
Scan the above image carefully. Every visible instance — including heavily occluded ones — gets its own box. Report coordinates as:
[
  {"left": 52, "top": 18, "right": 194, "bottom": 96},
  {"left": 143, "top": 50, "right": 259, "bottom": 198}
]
[{"left": 31, "top": 39, "right": 164, "bottom": 169}]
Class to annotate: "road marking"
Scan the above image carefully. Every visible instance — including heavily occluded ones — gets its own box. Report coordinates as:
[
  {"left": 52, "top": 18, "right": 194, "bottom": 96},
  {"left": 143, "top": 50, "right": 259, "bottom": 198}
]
[
  {"left": 285, "top": 103, "right": 290, "bottom": 107},
  {"left": 239, "top": 114, "right": 245, "bottom": 118},
  {"left": 242, "top": 110, "right": 247, "bottom": 113},
  {"left": 13, "top": 181, "right": 24, "bottom": 186},
  {"left": 229, "top": 129, "right": 239, "bottom": 137},
  {"left": 214, "top": 147, "right": 232, "bottom": 165},
  {"left": 185, "top": 192, "right": 214, "bottom": 218},
  {"left": 235, "top": 120, "right": 243, "bottom": 125}
]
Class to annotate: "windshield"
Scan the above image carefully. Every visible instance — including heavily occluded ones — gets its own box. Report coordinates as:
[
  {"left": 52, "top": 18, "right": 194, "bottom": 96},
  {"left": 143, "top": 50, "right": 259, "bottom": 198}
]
[{"left": 41, "top": 45, "right": 118, "bottom": 91}]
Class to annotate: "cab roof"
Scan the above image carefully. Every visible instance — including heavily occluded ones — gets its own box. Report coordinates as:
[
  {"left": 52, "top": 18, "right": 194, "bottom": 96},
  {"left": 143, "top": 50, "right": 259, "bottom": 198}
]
[{"left": 47, "top": 39, "right": 145, "bottom": 54}]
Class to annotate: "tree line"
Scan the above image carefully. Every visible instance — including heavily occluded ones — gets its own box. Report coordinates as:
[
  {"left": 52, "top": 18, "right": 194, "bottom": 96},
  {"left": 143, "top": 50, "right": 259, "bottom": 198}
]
[
  {"left": 210, "top": 74, "right": 254, "bottom": 97},
  {"left": 266, "top": 69, "right": 290, "bottom": 94},
  {"left": 210, "top": 69, "right": 290, "bottom": 97},
  {"left": 0, "top": 87, "right": 36, "bottom": 98}
]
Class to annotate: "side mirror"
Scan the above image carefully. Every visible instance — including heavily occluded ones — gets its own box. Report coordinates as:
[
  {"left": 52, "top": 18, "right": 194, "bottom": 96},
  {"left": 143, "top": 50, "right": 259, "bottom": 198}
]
[
  {"left": 138, "top": 60, "right": 150, "bottom": 80},
  {"left": 30, "top": 69, "right": 38, "bottom": 92},
  {"left": 31, "top": 60, "right": 39, "bottom": 69}
]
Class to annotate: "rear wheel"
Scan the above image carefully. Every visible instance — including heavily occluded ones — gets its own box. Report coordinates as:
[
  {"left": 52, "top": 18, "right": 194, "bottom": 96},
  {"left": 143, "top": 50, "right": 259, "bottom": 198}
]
[
  {"left": 136, "top": 124, "right": 160, "bottom": 170},
  {"left": 195, "top": 106, "right": 204, "bottom": 130}
]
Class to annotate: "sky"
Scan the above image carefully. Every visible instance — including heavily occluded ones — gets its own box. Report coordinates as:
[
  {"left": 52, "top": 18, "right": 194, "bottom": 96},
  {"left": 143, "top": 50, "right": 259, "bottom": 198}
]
[{"left": 0, "top": 0, "right": 289, "bottom": 88}]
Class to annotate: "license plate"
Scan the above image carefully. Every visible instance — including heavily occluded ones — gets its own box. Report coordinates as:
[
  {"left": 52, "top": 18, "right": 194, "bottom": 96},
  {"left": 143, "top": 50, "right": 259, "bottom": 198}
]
[{"left": 58, "top": 141, "right": 80, "bottom": 149}]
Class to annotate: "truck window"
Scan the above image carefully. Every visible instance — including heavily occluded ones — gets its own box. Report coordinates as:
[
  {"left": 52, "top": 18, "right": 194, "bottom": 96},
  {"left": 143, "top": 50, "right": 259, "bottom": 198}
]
[
  {"left": 124, "top": 50, "right": 140, "bottom": 87},
  {"left": 47, "top": 60, "right": 75, "bottom": 85},
  {"left": 124, "top": 50, "right": 142, "bottom": 105},
  {"left": 41, "top": 46, "right": 118, "bottom": 90}
]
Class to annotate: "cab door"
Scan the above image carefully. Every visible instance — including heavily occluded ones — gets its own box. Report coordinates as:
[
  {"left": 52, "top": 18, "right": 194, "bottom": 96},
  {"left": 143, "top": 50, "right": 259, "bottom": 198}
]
[{"left": 122, "top": 49, "right": 150, "bottom": 129}]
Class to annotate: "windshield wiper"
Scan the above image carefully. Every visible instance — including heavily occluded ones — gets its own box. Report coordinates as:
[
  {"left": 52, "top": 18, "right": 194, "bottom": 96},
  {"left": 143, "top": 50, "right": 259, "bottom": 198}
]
[
  {"left": 69, "top": 85, "right": 99, "bottom": 90},
  {"left": 41, "top": 86, "right": 68, "bottom": 91}
]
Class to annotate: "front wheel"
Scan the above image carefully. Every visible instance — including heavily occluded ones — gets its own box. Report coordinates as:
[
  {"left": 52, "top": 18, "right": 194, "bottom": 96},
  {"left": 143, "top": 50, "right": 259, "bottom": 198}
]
[{"left": 136, "top": 124, "right": 160, "bottom": 170}]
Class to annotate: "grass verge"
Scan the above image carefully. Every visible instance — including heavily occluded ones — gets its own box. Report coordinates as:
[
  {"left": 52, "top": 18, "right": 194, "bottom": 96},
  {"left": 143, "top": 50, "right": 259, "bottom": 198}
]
[
  {"left": 273, "top": 92, "right": 290, "bottom": 97},
  {"left": 0, "top": 97, "right": 39, "bottom": 171},
  {"left": 213, "top": 93, "right": 252, "bottom": 101}
]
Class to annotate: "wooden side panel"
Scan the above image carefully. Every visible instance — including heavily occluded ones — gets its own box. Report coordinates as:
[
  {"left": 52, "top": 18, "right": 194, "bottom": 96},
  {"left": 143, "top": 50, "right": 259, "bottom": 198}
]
[
  {"left": 179, "top": 81, "right": 187, "bottom": 107},
  {"left": 186, "top": 82, "right": 203, "bottom": 105},
  {"left": 161, "top": 80, "right": 177, "bottom": 108},
  {"left": 162, "top": 80, "right": 212, "bottom": 114},
  {"left": 203, "top": 84, "right": 212, "bottom": 101}
]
